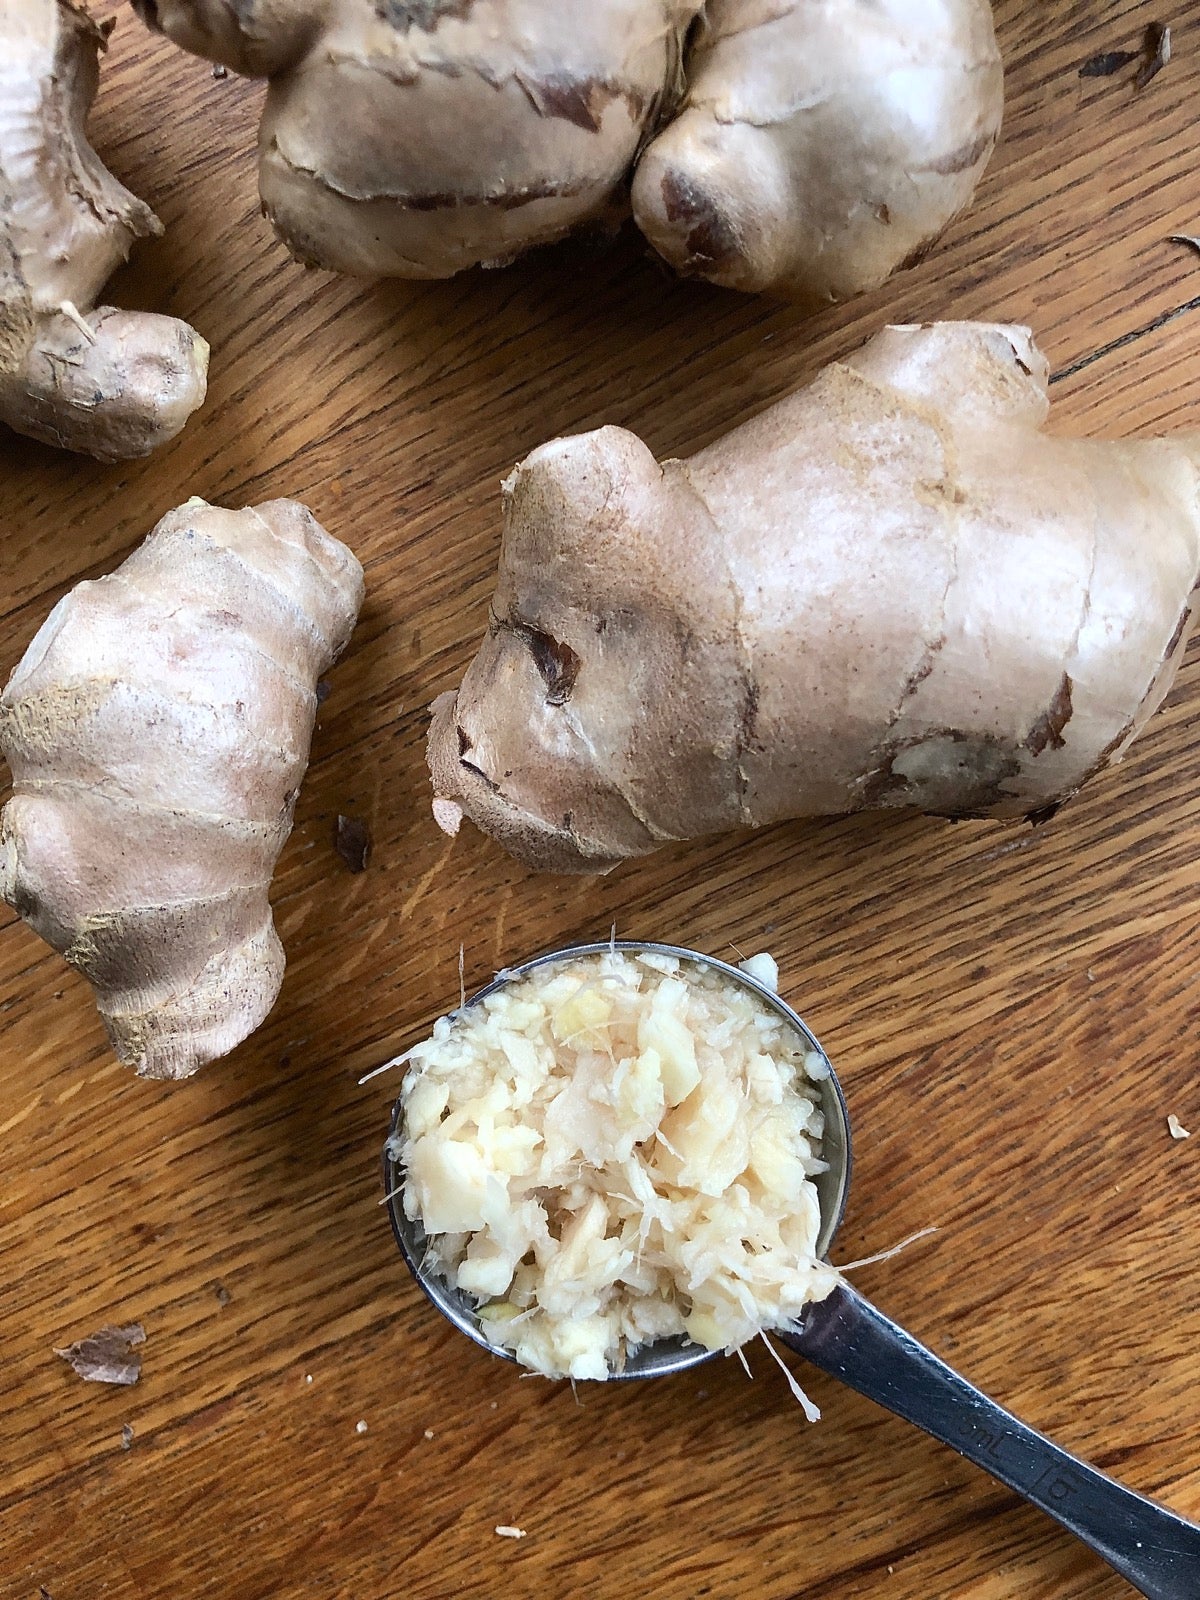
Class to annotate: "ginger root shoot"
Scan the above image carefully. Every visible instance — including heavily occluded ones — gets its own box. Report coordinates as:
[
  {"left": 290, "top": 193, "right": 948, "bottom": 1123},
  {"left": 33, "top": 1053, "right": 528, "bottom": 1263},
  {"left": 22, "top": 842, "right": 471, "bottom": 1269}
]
[
  {"left": 428, "top": 322, "right": 1200, "bottom": 873},
  {"left": 0, "top": 499, "right": 364, "bottom": 1078}
]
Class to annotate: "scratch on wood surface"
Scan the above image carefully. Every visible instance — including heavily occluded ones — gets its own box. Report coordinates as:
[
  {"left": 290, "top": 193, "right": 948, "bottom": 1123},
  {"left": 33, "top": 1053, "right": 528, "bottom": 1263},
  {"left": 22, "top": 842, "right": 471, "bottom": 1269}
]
[
  {"left": 972, "top": 835, "right": 1035, "bottom": 865},
  {"left": 0, "top": 1093, "right": 42, "bottom": 1137},
  {"left": 490, "top": 883, "right": 514, "bottom": 965},
  {"left": 84, "top": 1055, "right": 125, "bottom": 1088},
  {"left": 398, "top": 836, "right": 459, "bottom": 924},
  {"left": 1051, "top": 293, "right": 1200, "bottom": 383}
]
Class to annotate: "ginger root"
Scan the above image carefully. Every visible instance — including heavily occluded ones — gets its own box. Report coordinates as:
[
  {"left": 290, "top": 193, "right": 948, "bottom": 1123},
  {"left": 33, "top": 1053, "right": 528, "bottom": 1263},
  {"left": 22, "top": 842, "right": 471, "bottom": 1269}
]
[
  {"left": 133, "top": 0, "right": 1000, "bottom": 302},
  {"left": 0, "top": 0, "right": 208, "bottom": 459},
  {"left": 632, "top": 1, "right": 1003, "bottom": 301},
  {"left": 137, "top": 0, "right": 698, "bottom": 280},
  {"left": 428, "top": 322, "right": 1200, "bottom": 873},
  {"left": 0, "top": 499, "right": 364, "bottom": 1078}
]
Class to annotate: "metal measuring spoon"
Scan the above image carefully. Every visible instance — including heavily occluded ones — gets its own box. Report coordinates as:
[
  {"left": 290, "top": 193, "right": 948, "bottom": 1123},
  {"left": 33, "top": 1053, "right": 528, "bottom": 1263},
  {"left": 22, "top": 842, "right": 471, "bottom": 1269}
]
[{"left": 383, "top": 942, "right": 1200, "bottom": 1597}]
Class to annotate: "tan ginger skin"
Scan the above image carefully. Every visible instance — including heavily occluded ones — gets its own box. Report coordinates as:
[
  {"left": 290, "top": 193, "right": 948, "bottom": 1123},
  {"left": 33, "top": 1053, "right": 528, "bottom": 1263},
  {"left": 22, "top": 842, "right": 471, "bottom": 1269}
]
[
  {"left": 133, "top": 0, "right": 1001, "bottom": 303},
  {"left": 428, "top": 322, "right": 1200, "bottom": 873},
  {"left": 0, "top": 0, "right": 208, "bottom": 459},
  {"left": 0, "top": 500, "right": 365, "bottom": 1079},
  {"left": 632, "top": 0, "right": 1003, "bottom": 301}
]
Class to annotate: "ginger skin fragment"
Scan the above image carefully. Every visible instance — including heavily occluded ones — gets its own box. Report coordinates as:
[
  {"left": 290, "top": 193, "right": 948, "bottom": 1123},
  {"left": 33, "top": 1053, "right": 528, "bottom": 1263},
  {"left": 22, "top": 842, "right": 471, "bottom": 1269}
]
[
  {"left": 0, "top": 500, "right": 365, "bottom": 1079},
  {"left": 132, "top": 0, "right": 1001, "bottom": 302},
  {"left": 0, "top": 0, "right": 208, "bottom": 459},
  {"left": 428, "top": 322, "right": 1200, "bottom": 873}
]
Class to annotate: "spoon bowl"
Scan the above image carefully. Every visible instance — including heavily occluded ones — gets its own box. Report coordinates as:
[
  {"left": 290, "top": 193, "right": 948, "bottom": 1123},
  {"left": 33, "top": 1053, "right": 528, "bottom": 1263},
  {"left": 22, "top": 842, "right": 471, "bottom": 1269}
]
[{"left": 384, "top": 940, "right": 851, "bottom": 1380}]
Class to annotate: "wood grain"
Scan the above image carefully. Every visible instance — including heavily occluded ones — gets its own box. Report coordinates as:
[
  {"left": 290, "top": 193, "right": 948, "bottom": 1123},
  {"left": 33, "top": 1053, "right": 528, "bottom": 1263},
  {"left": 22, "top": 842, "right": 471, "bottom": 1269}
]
[{"left": 3, "top": 3, "right": 1200, "bottom": 1597}]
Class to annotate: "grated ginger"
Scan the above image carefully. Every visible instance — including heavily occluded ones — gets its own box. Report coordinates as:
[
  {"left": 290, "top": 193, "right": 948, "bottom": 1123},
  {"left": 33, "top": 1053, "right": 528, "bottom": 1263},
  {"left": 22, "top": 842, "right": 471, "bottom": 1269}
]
[{"left": 393, "top": 949, "right": 838, "bottom": 1381}]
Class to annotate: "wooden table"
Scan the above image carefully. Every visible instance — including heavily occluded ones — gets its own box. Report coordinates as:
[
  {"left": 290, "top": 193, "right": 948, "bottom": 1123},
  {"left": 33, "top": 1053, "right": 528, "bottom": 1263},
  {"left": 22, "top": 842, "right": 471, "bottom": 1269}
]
[{"left": 3, "top": 3, "right": 1199, "bottom": 1596}]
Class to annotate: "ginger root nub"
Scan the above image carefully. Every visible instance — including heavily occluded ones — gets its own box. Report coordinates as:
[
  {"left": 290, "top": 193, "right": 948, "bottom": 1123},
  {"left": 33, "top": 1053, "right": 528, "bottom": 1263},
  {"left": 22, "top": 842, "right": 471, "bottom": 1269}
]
[
  {"left": 0, "top": 498, "right": 365, "bottom": 1078},
  {"left": 0, "top": 0, "right": 208, "bottom": 458}
]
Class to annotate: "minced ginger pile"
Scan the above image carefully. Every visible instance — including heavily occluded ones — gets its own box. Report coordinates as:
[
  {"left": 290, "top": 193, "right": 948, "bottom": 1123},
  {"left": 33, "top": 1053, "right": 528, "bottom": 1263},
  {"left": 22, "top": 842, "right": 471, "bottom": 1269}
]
[{"left": 395, "top": 950, "right": 838, "bottom": 1381}]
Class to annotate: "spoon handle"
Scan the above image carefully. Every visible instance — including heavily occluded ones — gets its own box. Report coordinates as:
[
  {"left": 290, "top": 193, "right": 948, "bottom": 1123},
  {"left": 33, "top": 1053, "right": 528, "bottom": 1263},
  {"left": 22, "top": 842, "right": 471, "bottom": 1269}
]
[{"left": 781, "top": 1283, "right": 1200, "bottom": 1598}]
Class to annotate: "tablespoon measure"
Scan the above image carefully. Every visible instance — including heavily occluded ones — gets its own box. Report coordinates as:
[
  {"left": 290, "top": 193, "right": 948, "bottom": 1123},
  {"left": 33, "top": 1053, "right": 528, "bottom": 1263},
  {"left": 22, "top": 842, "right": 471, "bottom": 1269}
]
[{"left": 383, "top": 941, "right": 1200, "bottom": 1598}]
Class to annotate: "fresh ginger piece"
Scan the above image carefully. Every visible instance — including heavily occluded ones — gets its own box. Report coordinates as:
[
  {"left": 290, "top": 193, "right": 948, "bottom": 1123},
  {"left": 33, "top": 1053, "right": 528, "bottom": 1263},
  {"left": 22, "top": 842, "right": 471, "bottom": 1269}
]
[
  {"left": 638, "top": 990, "right": 700, "bottom": 1105},
  {"left": 428, "top": 321, "right": 1200, "bottom": 872},
  {"left": 136, "top": 0, "right": 699, "bottom": 279},
  {"left": 551, "top": 984, "right": 613, "bottom": 1042},
  {"left": 0, "top": 499, "right": 364, "bottom": 1078},
  {"left": 0, "top": 0, "right": 208, "bottom": 458},
  {"left": 133, "top": 0, "right": 1000, "bottom": 302},
  {"left": 632, "top": 0, "right": 1003, "bottom": 301}
]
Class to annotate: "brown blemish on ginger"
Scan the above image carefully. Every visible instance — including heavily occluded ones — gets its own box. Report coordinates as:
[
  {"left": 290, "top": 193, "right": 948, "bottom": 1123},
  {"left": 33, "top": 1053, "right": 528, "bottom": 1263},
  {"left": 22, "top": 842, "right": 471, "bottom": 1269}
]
[
  {"left": 374, "top": 0, "right": 477, "bottom": 32},
  {"left": 899, "top": 634, "right": 945, "bottom": 701},
  {"left": 459, "top": 755, "right": 501, "bottom": 793},
  {"left": 1158, "top": 601, "right": 1192, "bottom": 666},
  {"left": 454, "top": 721, "right": 502, "bottom": 793},
  {"left": 530, "top": 76, "right": 645, "bottom": 134},
  {"left": 658, "top": 171, "right": 739, "bottom": 272},
  {"left": 925, "top": 132, "right": 995, "bottom": 177},
  {"left": 499, "top": 618, "right": 581, "bottom": 706},
  {"left": 1025, "top": 673, "right": 1073, "bottom": 755},
  {"left": 738, "top": 679, "right": 760, "bottom": 747}
]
